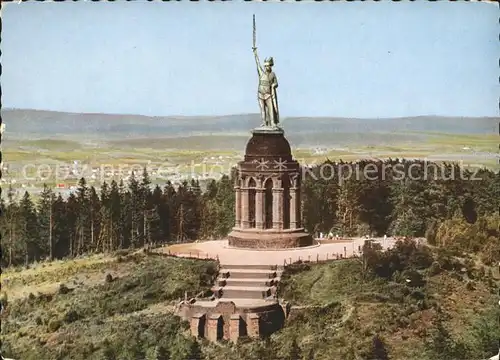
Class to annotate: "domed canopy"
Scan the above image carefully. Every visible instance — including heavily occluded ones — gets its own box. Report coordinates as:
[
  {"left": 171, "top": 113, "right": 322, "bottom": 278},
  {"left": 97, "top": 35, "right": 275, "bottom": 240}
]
[{"left": 244, "top": 131, "right": 292, "bottom": 161}]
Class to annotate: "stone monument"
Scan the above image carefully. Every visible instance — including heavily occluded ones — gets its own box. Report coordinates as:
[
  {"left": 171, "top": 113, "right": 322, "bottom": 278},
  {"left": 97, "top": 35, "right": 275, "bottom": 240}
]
[
  {"left": 227, "top": 15, "right": 313, "bottom": 249},
  {"left": 177, "top": 17, "right": 315, "bottom": 343}
]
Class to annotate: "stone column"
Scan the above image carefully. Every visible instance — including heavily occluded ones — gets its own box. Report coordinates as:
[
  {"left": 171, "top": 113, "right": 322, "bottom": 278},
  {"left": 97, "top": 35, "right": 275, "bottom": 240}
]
[
  {"left": 289, "top": 173, "right": 300, "bottom": 229},
  {"left": 207, "top": 314, "right": 222, "bottom": 342},
  {"left": 229, "top": 314, "right": 241, "bottom": 343},
  {"left": 255, "top": 189, "right": 264, "bottom": 229},
  {"left": 289, "top": 187, "right": 298, "bottom": 229},
  {"left": 247, "top": 313, "right": 260, "bottom": 339},
  {"left": 190, "top": 313, "right": 206, "bottom": 338},
  {"left": 241, "top": 188, "right": 250, "bottom": 229},
  {"left": 234, "top": 186, "right": 241, "bottom": 228},
  {"left": 296, "top": 189, "right": 302, "bottom": 228},
  {"left": 272, "top": 187, "right": 284, "bottom": 230}
]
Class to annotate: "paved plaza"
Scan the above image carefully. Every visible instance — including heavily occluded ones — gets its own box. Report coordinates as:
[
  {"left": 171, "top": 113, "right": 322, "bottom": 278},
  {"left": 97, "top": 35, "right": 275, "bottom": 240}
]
[{"left": 163, "top": 237, "right": 397, "bottom": 265}]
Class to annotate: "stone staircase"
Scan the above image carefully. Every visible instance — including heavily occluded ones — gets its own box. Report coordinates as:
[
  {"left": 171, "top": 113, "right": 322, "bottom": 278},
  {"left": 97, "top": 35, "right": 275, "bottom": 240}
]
[{"left": 212, "top": 264, "right": 283, "bottom": 301}]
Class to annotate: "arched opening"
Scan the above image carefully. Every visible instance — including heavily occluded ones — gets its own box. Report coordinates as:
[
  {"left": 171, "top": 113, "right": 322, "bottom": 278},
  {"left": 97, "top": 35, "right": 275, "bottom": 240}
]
[
  {"left": 282, "top": 175, "right": 290, "bottom": 229},
  {"left": 264, "top": 178, "right": 273, "bottom": 229},
  {"left": 248, "top": 178, "right": 256, "bottom": 228}
]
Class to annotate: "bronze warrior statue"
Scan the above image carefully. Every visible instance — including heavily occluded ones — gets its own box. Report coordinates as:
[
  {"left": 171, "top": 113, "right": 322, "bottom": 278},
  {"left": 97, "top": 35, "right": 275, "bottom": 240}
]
[{"left": 252, "top": 15, "right": 280, "bottom": 128}]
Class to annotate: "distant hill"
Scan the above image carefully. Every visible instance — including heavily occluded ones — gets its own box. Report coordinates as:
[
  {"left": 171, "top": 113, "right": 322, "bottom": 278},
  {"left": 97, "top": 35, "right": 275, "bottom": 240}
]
[{"left": 2, "top": 108, "right": 498, "bottom": 148}]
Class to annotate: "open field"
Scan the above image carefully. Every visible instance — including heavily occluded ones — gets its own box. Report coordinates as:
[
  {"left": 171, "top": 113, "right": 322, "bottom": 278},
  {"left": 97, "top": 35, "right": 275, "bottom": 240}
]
[
  {"left": 2, "top": 110, "right": 498, "bottom": 200},
  {"left": 3, "top": 132, "right": 498, "bottom": 178}
]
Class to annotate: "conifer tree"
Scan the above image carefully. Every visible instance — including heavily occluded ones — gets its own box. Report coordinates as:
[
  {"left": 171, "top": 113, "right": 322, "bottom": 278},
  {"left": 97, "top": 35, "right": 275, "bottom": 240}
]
[
  {"left": 154, "top": 345, "right": 170, "bottom": 360},
  {"left": 361, "top": 334, "right": 389, "bottom": 360},
  {"left": 128, "top": 172, "right": 142, "bottom": 248},
  {"left": 3, "top": 186, "right": 21, "bottom": 266},
  {"left": 38, "top": 184, "right": 56, "bottom": 260},
  {"left": 150, "top": 185, "right": 165, "bottom": 246},
  {"left": 52, "top": 194, "right": 68, "bottom": 259},
  {"left": 141, "top": 167, "right": 153, "bottom": 248},
  {"left": 76, "top": 177, "right": 91, "bottom": 255},
  {"left": 65, "top": 192, "right": 79, "bottom": 257},
  {"left": 88, "top": 186, "right": 102, "bottom": 253},
  {"left": 19, "top": 191, "right": 38, "bottom": 265},
  {"left": 108, "top": 180, "right": 122, "bottom": 251},
  {"left": 118, "top": 179, "right": 129, "bottom": 249},
  {"left": 214, "top": 175, "right": 234, "bottom": 237}
]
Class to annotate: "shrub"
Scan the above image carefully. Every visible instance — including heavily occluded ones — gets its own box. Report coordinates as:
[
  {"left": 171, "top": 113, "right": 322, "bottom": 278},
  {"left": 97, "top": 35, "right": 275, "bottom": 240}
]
[
  {"left": 417, "top": 298, "right": 432, "bottom": 310},
  {"left": 105, "top": 273, "right": 114, "bottom": 283},
  {"left": 450, "top": 272, "right": 463, "bottom": 281},
  {"left": 477, "top": 266, "right": 486, "bottom": 279},
  {"left": 63, "top": 309, "right": 81, "bottom": 323},
  {"left": 427, "top": 261, "right": 442, "bottom": 276},
  {"left": 283, "top": 263, "right": 311, "bottom": 276},
  {"left": 114, "top": 249, "right": 131, "bottom": 257},
  {"left": 410, "top": 245, "right": 434, "bottom": 270},
  {"left": 436, "top": 249, "right": 462, "bottom": 271},
  {"left": 463, "top": 259, "right": 476, "bottom": 279},
  {"left": 487, "top": 268, "right": 493, "bottom": 278},
  {"left": 385, "top": 283, "right": 410, "bottom": 302},
  {"left": 465, "top": 281, "right": 475, "bottom": 291},
  {"left": 151, "top": 345, "right": 170, "bottom": 360},
  {"left": 401, "top": 269, "right": 426, "bottom": 287},
  {"left": 47, "top": 319, "right": 62, "bottom": 332},
  {"left": 402, "top": 304, "right": 420, "bottom": 316},
  {"left": 38, "top": 293, "right": 53, "bottom": 303},
  {"left": 410, "top": 289, "right": 425, "bottom": 300},
  {"left": 356, "top": 292, "right": 391, "bottom": 303},
  {"left": 59, "top": 283, "right": 71, "bottom": 295},
  {"left": 396, "top": 316, "right": 410, "bottom": 328},
  {"left": 362, "top": 334, "right": 389, "bottom": 360},
  {"left": 0, "top": 291, "right": 8, "bottom": 310}
]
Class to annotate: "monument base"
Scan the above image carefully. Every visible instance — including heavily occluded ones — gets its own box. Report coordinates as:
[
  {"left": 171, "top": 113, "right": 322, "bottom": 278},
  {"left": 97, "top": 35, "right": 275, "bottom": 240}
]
[
  {"left": 252, "top": 125, "right": 284, "bottom": 134},
  {"left": 227, "top": 228, "right": 314, "bottom": 249}
]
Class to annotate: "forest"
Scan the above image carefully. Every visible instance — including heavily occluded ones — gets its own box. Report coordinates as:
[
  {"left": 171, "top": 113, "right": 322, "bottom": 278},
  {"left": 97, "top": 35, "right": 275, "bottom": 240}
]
[
  {"left": 1, "top": 158, "right": 499, "bottom": 359},
  {"left": 1, "top": 158, "right": 499, "bottom": 268}
]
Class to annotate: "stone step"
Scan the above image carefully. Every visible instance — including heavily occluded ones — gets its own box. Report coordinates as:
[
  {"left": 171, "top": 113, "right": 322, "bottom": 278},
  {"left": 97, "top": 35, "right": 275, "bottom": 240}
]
[
  {"left": 221, "top": 264, "right": 279, "bottom": 271},
  {"left": 210, "top": 298, "right": 277, "bottom": 307},
  {"left": 219, "top": 269, "right": 277, "bottom": 279},
  {"left": 218, "top": 286, "right": 273, "bottom": 299},
  {"left": 218, "top": 277, "right": 278, "bottom": 288}
]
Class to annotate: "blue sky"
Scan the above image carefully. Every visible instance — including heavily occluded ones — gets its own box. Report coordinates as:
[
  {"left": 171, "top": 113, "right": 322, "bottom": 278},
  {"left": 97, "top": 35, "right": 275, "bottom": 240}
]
[{"left": 2, "top": 1, "right": 498, "bottom": 118}]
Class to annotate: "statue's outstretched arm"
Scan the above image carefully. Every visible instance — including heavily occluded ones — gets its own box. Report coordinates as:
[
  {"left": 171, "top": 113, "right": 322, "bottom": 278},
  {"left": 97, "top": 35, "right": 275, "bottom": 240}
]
[{"left": 253, "top": 49, "right": 263, "bottom": 76}]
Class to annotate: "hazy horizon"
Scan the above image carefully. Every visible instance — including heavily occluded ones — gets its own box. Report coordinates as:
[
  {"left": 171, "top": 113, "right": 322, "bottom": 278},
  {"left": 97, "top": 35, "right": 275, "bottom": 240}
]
[{"left": 2, "top": 107, "right": 498, "bottom": 120}]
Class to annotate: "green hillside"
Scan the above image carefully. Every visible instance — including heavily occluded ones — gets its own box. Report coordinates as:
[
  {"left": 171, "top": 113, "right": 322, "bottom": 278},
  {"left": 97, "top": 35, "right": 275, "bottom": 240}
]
[
  {"left": 1, "top": 252, "right": 217, "bottom": 360},
  {"left": 1, "top": 243, "right": 498, "bottom": 360}
]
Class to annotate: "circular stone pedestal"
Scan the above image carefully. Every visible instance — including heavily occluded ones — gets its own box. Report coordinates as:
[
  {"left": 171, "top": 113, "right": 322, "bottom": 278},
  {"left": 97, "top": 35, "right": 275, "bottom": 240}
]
[
  {"left": 230, "top": 127, "right": 314, "bottom": 250},
  {"left": 228, "top": 228, "right": 313, "bottom": 249}
]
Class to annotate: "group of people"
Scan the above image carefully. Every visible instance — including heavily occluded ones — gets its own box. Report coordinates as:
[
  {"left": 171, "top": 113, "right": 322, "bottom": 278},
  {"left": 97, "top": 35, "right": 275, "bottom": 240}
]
[
  {"left": 317, "top": 232, "right": 341, "bottom": 240},
  {"left": 316, "top": 233, "right": 392, "bottom": 240}
]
